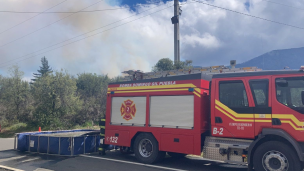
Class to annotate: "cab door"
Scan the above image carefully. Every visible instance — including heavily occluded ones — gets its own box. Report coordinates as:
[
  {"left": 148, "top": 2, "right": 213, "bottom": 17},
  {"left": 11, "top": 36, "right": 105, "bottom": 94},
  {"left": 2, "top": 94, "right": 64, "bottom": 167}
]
[
  {"left": 248, "top": 79, "right": 273, "bottom": 136},
  {"left": 212, "top": 79, "right": 255, "bottom": 139},
  {"left": 271, "top": 75, "right": 304, "bottom": 142}
]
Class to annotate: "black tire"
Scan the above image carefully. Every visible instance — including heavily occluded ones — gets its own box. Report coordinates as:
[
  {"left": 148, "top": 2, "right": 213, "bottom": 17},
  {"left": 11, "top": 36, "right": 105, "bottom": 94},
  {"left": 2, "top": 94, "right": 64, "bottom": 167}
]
[
  {"left": 167, "top": 152, "right": 186, "bottom": 158},
  {"left": 133, "top": 133, "right": 165, "bottom": 164},
  {"left": 253, "top": 141, "right": 301, "bottom": 171}
]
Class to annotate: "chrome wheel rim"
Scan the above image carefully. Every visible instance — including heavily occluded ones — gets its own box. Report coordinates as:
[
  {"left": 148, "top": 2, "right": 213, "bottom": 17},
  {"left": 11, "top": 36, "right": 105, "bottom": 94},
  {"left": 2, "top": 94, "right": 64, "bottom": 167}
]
[
  {"left": 262, "top": 150, "right": 289, "bottom": 171},
  {"left": 139, "top": 139, "right": 153, "bottom": 158}
]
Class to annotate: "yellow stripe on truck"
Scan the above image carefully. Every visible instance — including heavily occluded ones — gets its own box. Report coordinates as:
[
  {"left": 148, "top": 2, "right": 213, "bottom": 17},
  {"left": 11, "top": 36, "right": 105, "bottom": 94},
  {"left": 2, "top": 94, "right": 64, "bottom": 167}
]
[
  {"left": 281, "top": 120, "right": 304, "bottom": 131},
  {"left": 111, "top": 88, "right": 188, "bottom": 94},
  {"left": 193, "top": 92, "right": 201, "bottom": 98},
  {"left": 108, "top": 83, "right": 197, "bottom": 91},
  {"left": 215, "top": 100, "right": 254, "bottom": 118},
  {"left": 254, "top": 120, "right": 272, "bottom": 123},
  {"left": 216, "top": 100, "right": 304, "bottom": 131},
  {"left": 108, "top": 88, "right": 203, "bottom": 97},
  {"left": 215, "top": 106, "right": 254, "bottom": 122},
  {"left": 273, "top": 114, "right": 304, "bottom": 127}
]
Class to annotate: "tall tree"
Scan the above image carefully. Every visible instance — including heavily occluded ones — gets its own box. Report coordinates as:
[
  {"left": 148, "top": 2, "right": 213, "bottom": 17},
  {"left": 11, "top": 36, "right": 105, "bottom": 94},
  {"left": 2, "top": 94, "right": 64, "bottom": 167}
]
[{"left": 32, "top": 57, "right": 53, "bottom": 82}]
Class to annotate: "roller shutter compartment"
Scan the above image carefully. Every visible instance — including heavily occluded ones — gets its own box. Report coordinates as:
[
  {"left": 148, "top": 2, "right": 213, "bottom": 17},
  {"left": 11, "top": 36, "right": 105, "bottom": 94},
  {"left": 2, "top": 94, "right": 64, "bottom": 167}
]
[{"left": 150, "top": 95, "right": 194, "bottom": 129}]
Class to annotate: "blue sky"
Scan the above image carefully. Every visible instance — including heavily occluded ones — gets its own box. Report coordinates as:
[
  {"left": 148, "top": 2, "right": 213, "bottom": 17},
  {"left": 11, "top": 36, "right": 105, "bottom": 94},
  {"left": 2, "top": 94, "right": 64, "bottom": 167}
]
[
  {"left": 111, "top": 0, "right": 250, "bottom": 12},
  {"left": 119, "top": 0, "right": 169, "bottom": 6},
  {"left": 107, "top": 0, "right": 171, "bottom": 8}
]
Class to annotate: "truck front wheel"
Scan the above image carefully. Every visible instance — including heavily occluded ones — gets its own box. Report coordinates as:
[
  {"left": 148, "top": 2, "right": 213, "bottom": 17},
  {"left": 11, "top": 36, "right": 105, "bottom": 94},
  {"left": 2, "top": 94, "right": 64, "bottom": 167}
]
[
  {"left": 134, "top": 133, "right": 165, "bottom": 164},
  {"left": 253, "top": 141, "right": 301, "bottom": 171}
]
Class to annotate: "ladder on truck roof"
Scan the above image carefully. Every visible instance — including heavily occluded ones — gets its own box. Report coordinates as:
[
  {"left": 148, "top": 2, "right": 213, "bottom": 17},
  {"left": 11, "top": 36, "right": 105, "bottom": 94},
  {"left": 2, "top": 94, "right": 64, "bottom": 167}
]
[{"left": 121, "top": 66, "right": 262, "bottom": 81}]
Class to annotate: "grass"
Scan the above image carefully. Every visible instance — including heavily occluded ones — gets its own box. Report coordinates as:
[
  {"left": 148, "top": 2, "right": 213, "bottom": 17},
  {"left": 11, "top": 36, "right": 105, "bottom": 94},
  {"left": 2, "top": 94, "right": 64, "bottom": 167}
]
[
  {"left": 73, "top": 121, "right": 99, "bottom": 130},
  {"left": 0, "top": 123, "right": 37, "bottom": 138}
]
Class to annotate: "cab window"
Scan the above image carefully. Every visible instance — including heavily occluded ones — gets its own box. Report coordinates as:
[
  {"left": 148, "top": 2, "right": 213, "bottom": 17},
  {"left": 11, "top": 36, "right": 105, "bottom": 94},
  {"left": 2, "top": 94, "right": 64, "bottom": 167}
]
[
  {"left": 276, "top": 77, "right": 304, "bottom": 114},
  {"left": 219, "top": 81, "right": 249, "bottom": 108},
  {"left": 249, "top": 80, "right": 269, "bottom": 107}
]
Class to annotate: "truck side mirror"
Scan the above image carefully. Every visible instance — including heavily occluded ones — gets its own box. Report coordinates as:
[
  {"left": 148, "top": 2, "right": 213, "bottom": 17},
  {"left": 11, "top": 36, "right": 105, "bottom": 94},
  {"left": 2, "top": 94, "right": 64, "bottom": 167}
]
[
  {"left": 276, "top": 79, "right": 288, "bottom": 87},
  {"left": 302, "top": 91, "right": 304, "bottom": 105}
]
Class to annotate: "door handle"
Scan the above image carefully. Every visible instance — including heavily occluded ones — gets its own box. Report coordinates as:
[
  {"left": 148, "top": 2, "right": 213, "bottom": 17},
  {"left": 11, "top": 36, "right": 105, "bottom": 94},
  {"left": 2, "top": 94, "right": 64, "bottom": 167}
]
[
  {"left": 215, "top": 117, "right": 223, "bottom": 123},
  {"left": 272, "top": 118, "right": 281, "bottom": 125}
]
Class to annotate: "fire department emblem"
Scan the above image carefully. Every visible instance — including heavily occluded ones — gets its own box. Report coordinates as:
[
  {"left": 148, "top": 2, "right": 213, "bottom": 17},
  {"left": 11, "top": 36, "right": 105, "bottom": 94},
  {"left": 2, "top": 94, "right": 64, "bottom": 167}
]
[{"left": 120, "top": 99, "right": 136, "bottom": 121}]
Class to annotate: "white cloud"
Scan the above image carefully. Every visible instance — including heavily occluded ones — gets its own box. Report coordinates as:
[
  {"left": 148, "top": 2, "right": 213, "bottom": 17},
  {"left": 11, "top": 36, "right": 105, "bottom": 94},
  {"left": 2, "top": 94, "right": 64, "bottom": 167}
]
[
  {"left": 0, "top": 0, "right": 304, "bottom": 79},
  {"left": 182, "top": 33, "right": 221, "bottom": 48}
]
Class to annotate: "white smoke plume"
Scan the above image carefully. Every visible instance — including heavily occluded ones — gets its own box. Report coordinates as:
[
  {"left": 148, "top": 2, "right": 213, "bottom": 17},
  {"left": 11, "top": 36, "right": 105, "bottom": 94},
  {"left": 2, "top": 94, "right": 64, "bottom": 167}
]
[{"left": 0, "top": 0, "right": 304, "bottom": 79}]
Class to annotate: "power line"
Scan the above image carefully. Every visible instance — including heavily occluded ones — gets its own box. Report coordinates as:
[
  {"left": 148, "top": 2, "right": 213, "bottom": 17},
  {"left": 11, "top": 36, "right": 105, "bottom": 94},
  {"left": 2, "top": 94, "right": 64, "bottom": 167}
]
[
  {"left": 0, "top": 5, "right": 173, "bottom": 69},
  {"left": 3, "top": 0, "right": 304, "bottom": 68},
  {"left": 262, "top": 0, "right": 304, "bottom": 11},
  {"left": 0, "top": 2, "right": 171, "bottom": 67},
  {"left": 0, "top": 0, "right": 68, "bottom": 35},
  {"left": 0, "top": 2, "right": 173, "bottom": 68},
  {"left": 192, "top": 0, "right": 304, "bottom": 30},
  {"left": 0, "top": 2, "right": 166, "bottom": 14},
  {"left": 0, "top": 0, "right": 104, "bottom": 49},
  {"left": 0, "top": 8, "right": 130, "bottom": 14}
]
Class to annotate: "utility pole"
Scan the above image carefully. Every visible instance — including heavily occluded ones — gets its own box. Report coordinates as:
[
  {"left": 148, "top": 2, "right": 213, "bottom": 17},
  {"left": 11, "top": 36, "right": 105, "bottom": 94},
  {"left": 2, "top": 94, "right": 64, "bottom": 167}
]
[{"left": 173, "top": 0, "right": 180, "bottom": 64}]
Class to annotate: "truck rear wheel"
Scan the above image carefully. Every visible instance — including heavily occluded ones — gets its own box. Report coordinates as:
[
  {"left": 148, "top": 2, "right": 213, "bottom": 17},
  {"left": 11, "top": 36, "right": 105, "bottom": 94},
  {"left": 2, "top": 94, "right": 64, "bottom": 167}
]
[
  {"left": 134, "top": 133, "right": 165, "bottom": 164},
  {"left": 253, "top": 141, "right": 301, "bottom": 171}
]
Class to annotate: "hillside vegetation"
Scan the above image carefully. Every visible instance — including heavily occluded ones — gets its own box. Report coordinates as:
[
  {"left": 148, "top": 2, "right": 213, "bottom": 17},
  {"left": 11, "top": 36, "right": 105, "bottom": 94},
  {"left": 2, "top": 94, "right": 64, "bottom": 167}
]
[{"left": 0, "top": 58, "right": 121, "bottom": 133}]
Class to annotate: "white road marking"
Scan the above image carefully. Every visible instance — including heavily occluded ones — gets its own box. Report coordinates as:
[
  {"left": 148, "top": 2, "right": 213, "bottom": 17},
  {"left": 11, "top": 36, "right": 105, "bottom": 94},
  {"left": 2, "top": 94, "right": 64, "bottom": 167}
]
[
  {"left": 0, "top": 156, "right": 27, "bottom": 162},
  {"left": 0, "top": 164, "right": 24, "bottom": 171},
  {"left": 21, "top": 157, "right": 40, "bottom": 163},
  {"left": 34, "top": 168, "right": 54, "bottom": 171},
  {"left": 80, "top": 155, "right": 188, "bottom": 171}
]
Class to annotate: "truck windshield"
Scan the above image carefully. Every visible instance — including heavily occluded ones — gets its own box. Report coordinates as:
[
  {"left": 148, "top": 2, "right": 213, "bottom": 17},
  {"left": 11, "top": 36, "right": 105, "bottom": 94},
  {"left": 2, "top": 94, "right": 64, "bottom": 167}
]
[{"left": 276, "top": 77, "right": 304, "bottom": 114}]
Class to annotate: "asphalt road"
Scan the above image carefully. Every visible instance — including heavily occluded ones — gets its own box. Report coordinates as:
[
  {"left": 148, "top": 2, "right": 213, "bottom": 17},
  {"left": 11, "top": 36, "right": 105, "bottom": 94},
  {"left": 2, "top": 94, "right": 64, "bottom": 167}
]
[
  {"left": 0, "top": 138, "right": 247, "bottom": 171},
  {"left": 0, "top": 138, "right": 14, "bottom": 151}
]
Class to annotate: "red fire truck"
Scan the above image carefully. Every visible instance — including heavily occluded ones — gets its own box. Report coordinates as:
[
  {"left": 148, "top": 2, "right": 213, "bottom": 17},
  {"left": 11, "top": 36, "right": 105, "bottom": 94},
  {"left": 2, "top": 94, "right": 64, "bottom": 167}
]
[{"left": 99, "top": 67, "right": 304, "bottom": 171}]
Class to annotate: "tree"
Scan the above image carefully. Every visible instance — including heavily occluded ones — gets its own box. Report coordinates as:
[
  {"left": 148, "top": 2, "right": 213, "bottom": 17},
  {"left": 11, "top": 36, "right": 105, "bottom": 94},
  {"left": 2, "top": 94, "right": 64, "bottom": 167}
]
[
  {"left": 152, "top": 58, "right": 174, "bottom": 72},
  {"left": 31, "top": 70, "right": 81, "bottom": 129},
  {"left": 32, "top": 57, "right": 53, "bottom": 82},
  {"left": 0, "top": 66, "right": 32, "bottom": 124},
  {"left": 76, "top": 73, "right": 110, "bottom": 125},
  {"left": 174, "top": 60, "right": 193, "bottom": 70},
  {"left": 152, "top": 58, "right": 193, "bottom": 72},
  {"left": 111, "top": 76, "right": 124, "bottom": 82}
]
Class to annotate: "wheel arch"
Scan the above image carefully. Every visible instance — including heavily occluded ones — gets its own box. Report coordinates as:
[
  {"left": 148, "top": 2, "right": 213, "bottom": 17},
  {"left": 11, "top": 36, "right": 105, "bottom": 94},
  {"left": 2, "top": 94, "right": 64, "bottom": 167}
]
[{"left": 248, "top": 128, "right": 304, "bottom": 166}]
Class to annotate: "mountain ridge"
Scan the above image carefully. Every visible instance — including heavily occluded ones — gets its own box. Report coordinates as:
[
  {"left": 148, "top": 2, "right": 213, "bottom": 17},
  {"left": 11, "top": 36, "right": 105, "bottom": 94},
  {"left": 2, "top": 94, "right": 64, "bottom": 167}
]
[{"left": 236, "top": 47, "right": 304, "bottom": 70}]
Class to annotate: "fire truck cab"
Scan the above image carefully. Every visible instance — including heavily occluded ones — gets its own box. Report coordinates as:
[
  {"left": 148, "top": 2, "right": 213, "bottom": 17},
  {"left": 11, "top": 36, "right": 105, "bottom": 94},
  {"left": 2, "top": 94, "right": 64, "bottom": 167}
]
[{"left": 100, "top": 69, "right": 304, "bottom": 171}]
